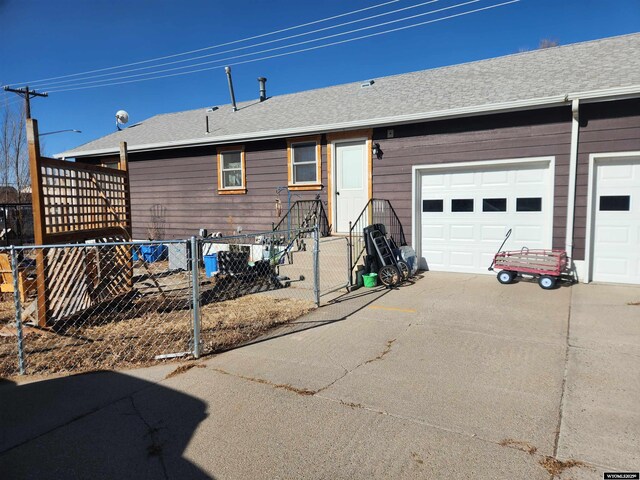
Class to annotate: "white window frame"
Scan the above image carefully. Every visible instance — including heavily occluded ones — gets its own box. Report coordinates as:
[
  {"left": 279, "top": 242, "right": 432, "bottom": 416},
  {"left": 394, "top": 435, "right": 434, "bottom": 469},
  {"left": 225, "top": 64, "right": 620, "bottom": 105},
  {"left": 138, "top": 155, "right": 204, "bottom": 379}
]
[
  {"left": 217, "top": 146, "right": 246, "bottom": 194},
  {"left": 287, "top": 135, "right": 322, "bottom": 191}
]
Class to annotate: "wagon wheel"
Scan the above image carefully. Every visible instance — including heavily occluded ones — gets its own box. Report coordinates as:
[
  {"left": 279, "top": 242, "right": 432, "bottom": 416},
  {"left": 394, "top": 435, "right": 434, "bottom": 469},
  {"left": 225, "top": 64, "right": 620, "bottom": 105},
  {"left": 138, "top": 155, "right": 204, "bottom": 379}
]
[
  {"left": 397, "top": 260, "right": 410, "bottom": 280},
  {"left": 497, "top": 270, "right": 516, "bottom": 284},
  {"left": 379, "top": 265, "right": 401, "bottom": 287},
  {"left": 538, "top": 275, "right": 557, "bottom": 290}
]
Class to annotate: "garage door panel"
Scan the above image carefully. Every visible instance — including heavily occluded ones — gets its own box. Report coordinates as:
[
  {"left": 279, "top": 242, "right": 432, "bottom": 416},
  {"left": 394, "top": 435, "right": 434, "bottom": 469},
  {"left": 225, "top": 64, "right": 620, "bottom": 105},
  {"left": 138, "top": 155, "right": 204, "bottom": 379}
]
[
  {"left": 422, "top": 175, "right": 445, "bottom": 188},
  {"left": 594, "top": 258, "right": 628, "bottom": 276},
  {"left": 481, "top": 226, "right": 509, "bottom": 242},
  {"left": 481, "top": 170, "right": 509, "bottom": 185},
  {"left": 516, "top": 168, "right": 546, "bottom": 183},
  {"left": 423, "top": 224, "right": 445, "bottom": 240},
  {"left": 512, "top": 225, "right": 544, "bottom": 243},
  {"left": 424, "top": 250, "right": 445, "bottom": 267},
  {"left": 450, "top": 172, "right": 475, "bottom": 186},
  {"left": 419, "top": 161, "right": 553, "bottom": 275},
  {"left": 601, "top": 164, "right": 632, "bottom": 179},
  {"left": 450, "top": 225, "right": 474, "bottom": 241},
  {"left": 596, "top": 226, "right": 629, "bottom": 243},
  {"left": 449, "top": 251, "right": 475, "bottom": 268}
]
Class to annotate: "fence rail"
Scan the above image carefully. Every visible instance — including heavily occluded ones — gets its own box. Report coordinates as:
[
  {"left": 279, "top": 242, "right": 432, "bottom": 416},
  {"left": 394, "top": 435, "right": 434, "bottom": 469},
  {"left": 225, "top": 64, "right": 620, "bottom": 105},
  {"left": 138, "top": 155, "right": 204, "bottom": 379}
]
[{"left": 0, "top": 226, "right": 330, "bottom": 377}]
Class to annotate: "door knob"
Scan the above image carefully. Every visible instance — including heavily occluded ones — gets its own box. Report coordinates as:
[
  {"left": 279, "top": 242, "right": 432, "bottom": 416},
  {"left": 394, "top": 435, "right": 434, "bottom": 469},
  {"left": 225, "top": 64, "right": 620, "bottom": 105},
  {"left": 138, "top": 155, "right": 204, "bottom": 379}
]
[{"left": 336, "top": 191, "right": 340, "bottom": 195}]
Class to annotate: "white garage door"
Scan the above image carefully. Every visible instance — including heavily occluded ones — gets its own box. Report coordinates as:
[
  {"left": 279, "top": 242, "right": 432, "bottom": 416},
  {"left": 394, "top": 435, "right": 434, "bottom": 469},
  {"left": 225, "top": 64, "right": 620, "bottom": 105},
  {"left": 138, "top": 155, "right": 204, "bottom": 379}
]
[
  {"left": 418, "top": 161, "right": 553, "bottom": 274},
  {"left": 591, "top": 157, "right": 640, "bottom": 284}
]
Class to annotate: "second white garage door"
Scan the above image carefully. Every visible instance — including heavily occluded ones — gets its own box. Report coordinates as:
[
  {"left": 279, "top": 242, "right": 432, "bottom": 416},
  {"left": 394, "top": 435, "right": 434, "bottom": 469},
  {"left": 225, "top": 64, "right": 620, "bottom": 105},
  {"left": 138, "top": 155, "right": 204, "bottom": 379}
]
[
  {"left": 417, "top": 160, "right": 554, "bottom": 274},
  {"left": 590, "top": 156, "right": 640, "bottom": 284}
]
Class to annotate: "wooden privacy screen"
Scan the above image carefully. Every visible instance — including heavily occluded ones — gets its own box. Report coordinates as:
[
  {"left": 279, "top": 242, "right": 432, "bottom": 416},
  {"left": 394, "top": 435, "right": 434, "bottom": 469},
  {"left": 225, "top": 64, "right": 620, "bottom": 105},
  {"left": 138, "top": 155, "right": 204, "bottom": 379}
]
[{"left": 28, "top": 119, "right": 133, "bottom": 326}]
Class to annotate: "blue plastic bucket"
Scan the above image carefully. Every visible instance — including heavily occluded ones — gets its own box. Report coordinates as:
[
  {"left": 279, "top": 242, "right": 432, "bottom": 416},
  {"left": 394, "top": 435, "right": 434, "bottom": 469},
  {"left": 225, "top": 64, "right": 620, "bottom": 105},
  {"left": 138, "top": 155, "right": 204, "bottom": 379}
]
[
  {"left": 140, "top": 244, "right": 167, "bottom": 263},
  {"left": 203, "top": 253, "right": 218, "bottom": 277}
]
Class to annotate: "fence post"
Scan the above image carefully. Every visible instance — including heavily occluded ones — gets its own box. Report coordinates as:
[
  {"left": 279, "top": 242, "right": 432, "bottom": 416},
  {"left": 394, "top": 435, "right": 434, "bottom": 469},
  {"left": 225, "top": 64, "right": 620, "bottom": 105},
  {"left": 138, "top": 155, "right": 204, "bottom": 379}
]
[
  {"left": 190, "top": 237, "right": 201, "bottom": 359},
  {"left": 312, "top": 226, "right": 320, "bottom": 307},
  {"left": 347, "top": 221, "right": 353, "bottom": 288},
  {"left": 10, "top": 246, "right": 25, "bottom": 375}
]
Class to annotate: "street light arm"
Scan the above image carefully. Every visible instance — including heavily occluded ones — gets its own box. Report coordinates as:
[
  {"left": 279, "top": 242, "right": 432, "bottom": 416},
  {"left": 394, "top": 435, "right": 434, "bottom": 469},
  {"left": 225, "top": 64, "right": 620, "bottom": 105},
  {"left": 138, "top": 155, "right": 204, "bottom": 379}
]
[{"left": 38, "top": 129, "right": 82, "bottom": 136}]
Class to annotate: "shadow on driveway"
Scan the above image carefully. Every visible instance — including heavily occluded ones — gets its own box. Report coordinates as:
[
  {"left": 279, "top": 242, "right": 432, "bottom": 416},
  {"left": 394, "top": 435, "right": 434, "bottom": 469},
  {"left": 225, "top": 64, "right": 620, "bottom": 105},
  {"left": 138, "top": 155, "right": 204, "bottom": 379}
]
[{"left": 0, "top": 371, "right": 211, "bottom": 479}]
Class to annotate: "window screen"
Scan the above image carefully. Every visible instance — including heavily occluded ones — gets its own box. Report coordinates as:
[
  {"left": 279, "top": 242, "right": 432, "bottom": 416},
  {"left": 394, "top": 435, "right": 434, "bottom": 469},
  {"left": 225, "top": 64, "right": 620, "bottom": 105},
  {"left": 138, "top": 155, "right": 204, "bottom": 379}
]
[
  {"left": 483, "top": 198, "right": 507, "bottom": 212},
  {"left": 221, "top": 151, "right": 243, "bottom": 188},
  {"left": 516, "top": 197, "right": 542, "bottom": 212},
  {"left": 599, "top": 195, "right": 630, "bottom": 211},
  {"left": 422, "top": 199, "right": 443, "bottom": 212},
  {"left": 451, "top": 199, "right": 474, "bottom": 212},
  {"left": 292, "top": 142, "right": 318, "bottom": 184}
]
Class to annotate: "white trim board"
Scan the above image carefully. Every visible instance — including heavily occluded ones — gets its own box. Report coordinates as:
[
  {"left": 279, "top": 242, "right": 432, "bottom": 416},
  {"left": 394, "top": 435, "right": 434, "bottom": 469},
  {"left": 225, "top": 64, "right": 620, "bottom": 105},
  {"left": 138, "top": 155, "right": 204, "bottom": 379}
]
[
  {"left": 584, "top": 151, "right": 640, "bottom": 283},
  {"left": 411, "top": 156, "right": 556, "bottom": 272}
]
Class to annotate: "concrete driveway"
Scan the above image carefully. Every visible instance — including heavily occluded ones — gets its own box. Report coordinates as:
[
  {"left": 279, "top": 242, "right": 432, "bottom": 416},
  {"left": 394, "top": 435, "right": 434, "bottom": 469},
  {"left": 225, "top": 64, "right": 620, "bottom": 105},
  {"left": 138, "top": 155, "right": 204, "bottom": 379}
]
[{"left": 1, "top": 273, "right": 638, "bottom": 479}]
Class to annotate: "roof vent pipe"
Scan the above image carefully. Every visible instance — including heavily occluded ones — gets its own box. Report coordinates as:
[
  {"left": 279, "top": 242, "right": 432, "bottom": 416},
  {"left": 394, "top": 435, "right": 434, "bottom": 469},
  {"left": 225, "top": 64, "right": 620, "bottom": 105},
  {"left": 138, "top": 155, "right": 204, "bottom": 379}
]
[
  {"left": 258, "top": 77, "right": 267, "bottom": 102},
  {"left": 224, "top": 66, "right": 238, "bottom": 112}
]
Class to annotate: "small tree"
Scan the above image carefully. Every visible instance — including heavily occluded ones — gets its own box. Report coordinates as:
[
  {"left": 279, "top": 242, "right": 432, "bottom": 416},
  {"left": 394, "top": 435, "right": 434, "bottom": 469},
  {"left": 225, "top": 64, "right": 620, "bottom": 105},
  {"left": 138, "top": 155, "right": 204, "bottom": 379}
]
[
  {"left": 0, "top": 100, "right": 29, "bottom": 204},
  {"left": 147, "top": 204, "right": 167, "bottom": 240}
]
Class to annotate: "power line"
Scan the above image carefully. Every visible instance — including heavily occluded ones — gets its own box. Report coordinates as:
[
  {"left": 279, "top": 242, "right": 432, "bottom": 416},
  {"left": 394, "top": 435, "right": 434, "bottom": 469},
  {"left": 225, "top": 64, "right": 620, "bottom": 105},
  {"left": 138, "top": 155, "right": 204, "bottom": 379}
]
[
  {"left": 4, "top": 0, "right": 401, "bottom": 87},
  {"left": 45, "top": 0, "right": 482, "bottom": 92},
  {"left": 30, "top": 0, "right": 440, "bottom": 90},
  {"left": 47, "top": 1, "right": 519, "bottom": 94}
]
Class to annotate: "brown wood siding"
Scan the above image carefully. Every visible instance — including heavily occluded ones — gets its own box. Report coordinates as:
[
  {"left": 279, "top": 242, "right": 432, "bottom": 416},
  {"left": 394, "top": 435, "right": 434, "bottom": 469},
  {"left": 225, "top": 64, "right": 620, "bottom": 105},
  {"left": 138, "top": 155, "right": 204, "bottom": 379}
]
[
  {"left": 372, "top": 107, "right": 573, "bottom": 249},
  {"left": 574, "top": 98, "right": 640, "bottom": 261},
  {"left": 125, "top": 139, "right": 328, "bottom": 239}
]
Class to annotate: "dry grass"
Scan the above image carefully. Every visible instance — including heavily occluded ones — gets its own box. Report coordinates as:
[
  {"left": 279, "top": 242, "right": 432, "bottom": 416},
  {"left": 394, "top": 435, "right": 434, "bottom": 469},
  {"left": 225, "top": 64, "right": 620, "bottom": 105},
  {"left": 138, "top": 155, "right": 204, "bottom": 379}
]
[
  {"left": 498, "top": 438, "right": 537, "bottom": 455},
  {"left": 539, "top": 457, "right": 588, "bottom": 475},
  {"left": 0, "top": 294, "right": 314, "bottom": 379}
]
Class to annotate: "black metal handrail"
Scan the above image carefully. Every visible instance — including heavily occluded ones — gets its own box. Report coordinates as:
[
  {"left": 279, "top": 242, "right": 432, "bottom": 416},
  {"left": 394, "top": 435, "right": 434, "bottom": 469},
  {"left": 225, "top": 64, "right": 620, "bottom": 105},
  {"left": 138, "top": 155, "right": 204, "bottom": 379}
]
[
  {"left": 272, "top": 198, "right": 331, "bottom": 239},
  {"left": 347, "top": 198, "right": 407, "bottom": 285}
]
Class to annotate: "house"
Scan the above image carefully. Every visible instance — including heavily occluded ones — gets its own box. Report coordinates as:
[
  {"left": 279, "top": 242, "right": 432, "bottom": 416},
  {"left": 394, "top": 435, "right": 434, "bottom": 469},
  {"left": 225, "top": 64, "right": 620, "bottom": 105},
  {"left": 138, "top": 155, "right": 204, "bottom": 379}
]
[{"left": 58, "top": 33, "right": 640, "bottom": 285}]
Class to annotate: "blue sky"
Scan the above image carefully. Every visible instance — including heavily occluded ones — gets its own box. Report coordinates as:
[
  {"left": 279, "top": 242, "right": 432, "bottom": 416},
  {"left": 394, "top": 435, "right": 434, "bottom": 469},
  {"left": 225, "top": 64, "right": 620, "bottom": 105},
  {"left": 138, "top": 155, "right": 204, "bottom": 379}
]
[{"left": 1, "top": 0, "right": 638, "bottom": 156}]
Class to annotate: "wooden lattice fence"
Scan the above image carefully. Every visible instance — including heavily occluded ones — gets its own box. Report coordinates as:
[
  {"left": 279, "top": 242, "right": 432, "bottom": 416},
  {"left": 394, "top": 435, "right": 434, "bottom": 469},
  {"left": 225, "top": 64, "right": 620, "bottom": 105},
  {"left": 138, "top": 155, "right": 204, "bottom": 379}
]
[{"left": 28, "top": 119, "right": 133, "bottom": 326}]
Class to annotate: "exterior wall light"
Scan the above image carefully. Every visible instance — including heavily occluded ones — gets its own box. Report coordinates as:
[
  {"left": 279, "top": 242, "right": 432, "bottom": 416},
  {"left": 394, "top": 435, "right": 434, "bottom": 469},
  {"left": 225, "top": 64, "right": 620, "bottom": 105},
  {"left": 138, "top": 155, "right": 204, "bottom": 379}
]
[{"left": 372, "top": 142, "right": 383, "bottom": 160}]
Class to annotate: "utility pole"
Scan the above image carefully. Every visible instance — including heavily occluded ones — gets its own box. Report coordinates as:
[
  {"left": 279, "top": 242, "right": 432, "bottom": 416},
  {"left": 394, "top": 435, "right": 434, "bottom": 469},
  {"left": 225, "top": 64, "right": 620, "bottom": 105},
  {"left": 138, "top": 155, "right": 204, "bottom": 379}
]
[{"left": 3, "top": 85, "right": 48, "bottom": 119}]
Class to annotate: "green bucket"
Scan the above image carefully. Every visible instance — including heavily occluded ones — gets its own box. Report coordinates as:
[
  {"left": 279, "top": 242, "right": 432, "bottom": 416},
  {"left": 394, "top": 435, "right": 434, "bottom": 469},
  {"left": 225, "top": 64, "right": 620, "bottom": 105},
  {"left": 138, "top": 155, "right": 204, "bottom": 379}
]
[{"left": 363, "top": 273, "right": 378, "bottom": 288}]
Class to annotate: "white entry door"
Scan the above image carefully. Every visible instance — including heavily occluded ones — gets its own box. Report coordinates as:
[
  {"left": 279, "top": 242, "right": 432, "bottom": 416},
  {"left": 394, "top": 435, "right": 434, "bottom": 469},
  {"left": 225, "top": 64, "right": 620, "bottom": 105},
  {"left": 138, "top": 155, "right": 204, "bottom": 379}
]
[
  {"left": 591, "top": 156, "right": 640, "bottom": 284},
  {"left": 418, "top": 161, "right": 553, "bottom": 273},
  {"left": 335, "top": 140, "right": 368, "bottom": 233}
]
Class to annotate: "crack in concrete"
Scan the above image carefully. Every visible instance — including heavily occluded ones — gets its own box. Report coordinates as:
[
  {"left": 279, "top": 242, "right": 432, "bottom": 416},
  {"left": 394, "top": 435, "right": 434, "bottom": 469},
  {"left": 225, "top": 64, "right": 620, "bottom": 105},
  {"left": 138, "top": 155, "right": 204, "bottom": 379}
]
[
  {"left": 315, "top": 334, "right": 405, "bottom": 394},
  {"left": 211, "top": 334, "right": 404, "bottom": 400},
  {"left": 364, "top": 338, "right": 396, "bottom": 365},
  {"left": 211, "top": 368, "right": 316, "bottom": 396},
  {"left": 550, "top": 286, "right": 573, "bottom": 479},
  {"left": 129, "top": 396, "right": 169, "bottom": 480}
]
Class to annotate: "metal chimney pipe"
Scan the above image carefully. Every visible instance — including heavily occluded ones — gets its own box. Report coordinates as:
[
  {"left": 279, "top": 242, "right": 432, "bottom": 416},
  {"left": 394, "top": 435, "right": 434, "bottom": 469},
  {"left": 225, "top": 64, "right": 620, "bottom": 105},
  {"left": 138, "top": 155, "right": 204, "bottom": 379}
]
[
  {"left": 258, "top": 77, "right": 267, "bottom": 102},
  {"left": 225, "top": 66, "right": 238, "bottom": 112}
]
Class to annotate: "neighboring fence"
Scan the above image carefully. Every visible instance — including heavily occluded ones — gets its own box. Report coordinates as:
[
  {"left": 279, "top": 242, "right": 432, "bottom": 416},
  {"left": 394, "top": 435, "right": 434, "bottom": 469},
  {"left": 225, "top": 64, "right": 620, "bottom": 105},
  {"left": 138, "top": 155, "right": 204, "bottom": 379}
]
[
  {"left": 0, "top": 226, "right": 334, "bottom": 377},
  {"left": 0, "top": 203, "right": 34, "bottom": 247}
]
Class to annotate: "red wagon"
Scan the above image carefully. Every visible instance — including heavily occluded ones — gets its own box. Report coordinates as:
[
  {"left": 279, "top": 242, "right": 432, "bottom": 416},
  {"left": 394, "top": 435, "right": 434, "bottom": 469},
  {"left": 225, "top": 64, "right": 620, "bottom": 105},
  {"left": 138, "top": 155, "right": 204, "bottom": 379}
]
[{"left": 490, "top": 248, "right": 569, "bottom": 289}]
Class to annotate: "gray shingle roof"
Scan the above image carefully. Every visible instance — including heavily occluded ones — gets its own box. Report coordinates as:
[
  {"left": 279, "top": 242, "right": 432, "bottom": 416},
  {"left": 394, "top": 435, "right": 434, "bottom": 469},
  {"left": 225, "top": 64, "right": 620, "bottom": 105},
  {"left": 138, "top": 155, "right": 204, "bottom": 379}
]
[{"left": 59, "top": 33, "right": 640, "bottom": 158}]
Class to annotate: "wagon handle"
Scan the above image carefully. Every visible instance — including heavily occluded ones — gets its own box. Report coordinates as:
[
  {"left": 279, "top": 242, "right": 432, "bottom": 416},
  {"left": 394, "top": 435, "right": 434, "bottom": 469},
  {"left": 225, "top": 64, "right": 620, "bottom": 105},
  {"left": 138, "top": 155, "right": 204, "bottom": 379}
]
[{"left": 488, "top": 228, "right": 512, "bottom": 271}]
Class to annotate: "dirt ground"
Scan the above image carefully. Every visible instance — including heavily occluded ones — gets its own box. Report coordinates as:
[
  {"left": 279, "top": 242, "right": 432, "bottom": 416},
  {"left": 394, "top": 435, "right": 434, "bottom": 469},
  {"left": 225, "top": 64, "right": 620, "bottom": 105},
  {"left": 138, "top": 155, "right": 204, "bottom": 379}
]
[{"left": 0, "top": 293, "right": 314, "bottom": 378}]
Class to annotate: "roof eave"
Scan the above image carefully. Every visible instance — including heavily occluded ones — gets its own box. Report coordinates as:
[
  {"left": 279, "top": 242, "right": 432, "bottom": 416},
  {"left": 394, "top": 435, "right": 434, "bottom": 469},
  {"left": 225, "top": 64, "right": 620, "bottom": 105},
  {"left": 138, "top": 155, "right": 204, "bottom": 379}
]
[{"left": 55, "top": 85, "right": 640, "bottom": 159}]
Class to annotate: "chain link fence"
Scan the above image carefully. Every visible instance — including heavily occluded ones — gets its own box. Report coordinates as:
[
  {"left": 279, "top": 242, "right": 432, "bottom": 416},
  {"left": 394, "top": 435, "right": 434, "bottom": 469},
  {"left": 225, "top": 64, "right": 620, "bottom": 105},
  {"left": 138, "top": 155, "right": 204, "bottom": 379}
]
[{"left": 0, "top": 227, "right": 331, "bottom": 377}]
